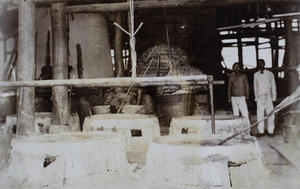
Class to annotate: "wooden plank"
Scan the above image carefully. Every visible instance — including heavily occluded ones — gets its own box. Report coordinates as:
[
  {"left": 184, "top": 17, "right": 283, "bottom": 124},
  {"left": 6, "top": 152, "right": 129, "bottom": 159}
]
[
  {"left": 0, "top": 76, "right": 225, "bottom": 88},
  {"left": 269, "top": 143, "right": 300, "bottom": 172},
  {"left": 17, "top": 0, "right": 36, "bottom": 135}
]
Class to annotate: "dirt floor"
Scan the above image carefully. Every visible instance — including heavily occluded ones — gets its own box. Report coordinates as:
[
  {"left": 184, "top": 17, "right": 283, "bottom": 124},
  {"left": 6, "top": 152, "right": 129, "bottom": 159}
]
[
  {"left": 0, "top": 122, "right": 300, "bottom": 189},
  {"left": 256, "top": 134, "right": 300, "bottom": 189}
]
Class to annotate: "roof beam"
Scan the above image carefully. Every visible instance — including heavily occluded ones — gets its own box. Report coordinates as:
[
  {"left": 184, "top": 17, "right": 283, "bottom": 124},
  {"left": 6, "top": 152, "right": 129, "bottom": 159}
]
[
  {"left": 65, "top": 1, "right": 300, "bottom": 13},
  {"left": 19, "top": 0, "right": 300, "bottom": 11}
]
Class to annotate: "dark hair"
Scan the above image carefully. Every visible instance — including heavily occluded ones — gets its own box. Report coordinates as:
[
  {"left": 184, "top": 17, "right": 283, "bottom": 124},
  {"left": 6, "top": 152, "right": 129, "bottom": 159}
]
[
  {"left": 258, "top": 59, "right": 265, "bottom": 64},
  {"left": 232, "top": 62, "right": 240, "bottom": 69}
]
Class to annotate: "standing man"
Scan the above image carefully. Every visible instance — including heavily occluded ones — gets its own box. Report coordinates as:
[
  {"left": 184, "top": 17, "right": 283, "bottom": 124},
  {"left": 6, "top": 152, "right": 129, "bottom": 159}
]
[
  {"left": 228, "top": 62, "right": 250, "bottom": 130},
  {"left": 254, "top": 59, "right": 277, "bottom": 137}
]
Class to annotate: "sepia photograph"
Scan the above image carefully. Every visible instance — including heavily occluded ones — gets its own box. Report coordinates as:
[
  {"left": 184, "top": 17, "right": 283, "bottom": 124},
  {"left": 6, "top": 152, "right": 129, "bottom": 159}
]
[{"left": 0, "top": 0, "right": 299, "bottom": 188}]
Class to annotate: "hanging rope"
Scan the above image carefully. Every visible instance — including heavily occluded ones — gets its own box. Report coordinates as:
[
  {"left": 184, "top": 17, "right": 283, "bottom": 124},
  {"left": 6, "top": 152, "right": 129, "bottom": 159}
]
[
  {"left": 164, "top": 9, "right": 177, "bottom": 76},
  {"left": 113, "top": 0, "right": 144, "bottom": 113},
  {"left": 113, "top": 0, "right": 143, "bottom": 79}
]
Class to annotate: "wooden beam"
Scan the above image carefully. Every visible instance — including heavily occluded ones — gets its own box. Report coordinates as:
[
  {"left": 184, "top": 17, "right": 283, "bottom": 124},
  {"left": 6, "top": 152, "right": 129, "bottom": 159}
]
[
  {"left": 29, "top": 0, "right": 300, "bottom": 7},
  {"left": 17, "top": 0, "right": 36, "bottom": 136},
  {"left": 0, "top": 76, "right": 225, "bottom": 88},
  {"left": 219, "top": 28, "right": 285, "bottom": 39},
  {"left": 114, "top": 12, "right": 125, "bottom": 77},
  {"left": 51, "top": 3, "right": 70, "bottom": 125},
  {"left": 273, "top": 11, "right": 300, "bottom": 18},
  {"left": 65, "top": 1, "right": 300, "bottom": 14},
  {"left": 218, "top": 18, "right": 280, "bottom": 31},
  {"left": 64, "top": 1, "right": 217, "bottom": 13}
]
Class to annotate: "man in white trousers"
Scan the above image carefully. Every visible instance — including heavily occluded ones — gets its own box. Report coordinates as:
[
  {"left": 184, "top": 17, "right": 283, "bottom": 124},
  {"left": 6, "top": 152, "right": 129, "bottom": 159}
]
[
  {"left": 254, "top": 59, "right": 277, "bottom": 137},
  {"left": 228, "top": 62, "right": 250, "bottom": 131}
]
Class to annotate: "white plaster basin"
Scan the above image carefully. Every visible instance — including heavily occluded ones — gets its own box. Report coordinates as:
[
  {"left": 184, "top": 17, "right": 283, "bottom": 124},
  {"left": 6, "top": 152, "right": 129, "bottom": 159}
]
[
  {"left": 83, "top": 114, "right": 161, "bottom": 165},
  {"left": 170, "top": 115, "right": 249, "bottom": 136},
  {"left": 9, "top": 132, "right": 128, "bottom": 188},
  {"left": 146, "top": 134, "right": 270, "bottom": 188}
]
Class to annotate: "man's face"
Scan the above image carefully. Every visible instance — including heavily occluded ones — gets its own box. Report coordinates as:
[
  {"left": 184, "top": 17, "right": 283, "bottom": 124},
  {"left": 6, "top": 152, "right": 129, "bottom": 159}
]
[
  {"left": 258, "top": 61, "right": 265, "bottom": 71},
  {"left": 233, "top": 64, "right": 241, "bottom": 74}
]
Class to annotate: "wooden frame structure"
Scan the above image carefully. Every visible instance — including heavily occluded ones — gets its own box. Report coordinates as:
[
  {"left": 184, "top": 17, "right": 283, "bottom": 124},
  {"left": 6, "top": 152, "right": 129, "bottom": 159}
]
[
  {"left": 11, "top": 0, "right": 258, "bottom": 135},
  {"left": 7, "top": 0, "right": 299, "bottom": 136},
  {"left": 10, "top": 0, "right": 300, "bottom": 136}
]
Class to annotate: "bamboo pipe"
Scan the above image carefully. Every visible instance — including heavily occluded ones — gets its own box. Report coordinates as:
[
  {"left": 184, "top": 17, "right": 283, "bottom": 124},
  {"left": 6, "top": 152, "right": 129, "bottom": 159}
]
[{"left": 0, "top": 76, "right": 224, "bottom": 88}]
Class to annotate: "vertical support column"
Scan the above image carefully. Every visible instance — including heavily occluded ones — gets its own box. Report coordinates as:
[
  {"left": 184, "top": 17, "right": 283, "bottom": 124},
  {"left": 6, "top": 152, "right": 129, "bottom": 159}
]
[
  {"left": 208, "top": 75, "right": 215, "bottom": 134},
  {"left": 284, "top": 14, "right": 297, "bottom": 93},
  {"left": 51, "top": 3, "right": 70, "bottom": 124},
  {"left": 271, "top": 37, "right": 279, "bottom": 69},
  {"left": 255, "top": 37, "right": 259, "bottom": 66},
  {"left": 128, "top": 0, "right": 137, "bottom": 78},
  {"left": 114, "top": 12, "right": 125, "bottom": 77},
  {"left": 237, "top": 30, "right": 243, "bottom": 67},
  {"left": 17, "top": 0, "right": 36, "bottom": 135},
  {"left": 274, "top": 23, "right": 279, "bottom": 69}
]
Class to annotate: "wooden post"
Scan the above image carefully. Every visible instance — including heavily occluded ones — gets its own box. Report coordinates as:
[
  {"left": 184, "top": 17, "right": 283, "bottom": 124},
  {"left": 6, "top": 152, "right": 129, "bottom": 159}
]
[
  {"left": 274, "top": 25, "right": 279, "bottom": 68},
  {"left": 237, "top": 29, "right": 243, "bottom": 66},
  {"left": 208, "top": 75, "right": 215, "bottom": 134},
  {"left": 128, "top": 0, "right": 137, "bottom": 78},
  {"left": 17, "top": 0, "right": 36, "bottom": 136},
  {"left": 114, "top": 12, "right": 125, "bottom": 77},
  {"left": 255, "top": 37, "right": 259, "bottom": 66},
  {"left": 284, "top": 4, "right": 297, "bottom": 93},
  {"left": 51, "top": 3, "right": 70, "bottom": 125},
  {"left": 271, "top": 37, "right": 279, "bottom": 69}
]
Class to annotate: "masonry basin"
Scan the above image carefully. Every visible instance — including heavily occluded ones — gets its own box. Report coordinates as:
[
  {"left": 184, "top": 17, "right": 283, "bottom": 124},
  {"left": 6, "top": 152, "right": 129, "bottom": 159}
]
[
  {"left": 145, "top": 134, "right": 270, "bottom": 188},
  {"left": 170, "top": 115, "right": 249, "bottom": 136},
  {"left": 83, "top": 114, "right": 161, "bottom": 165},
  {"left": 9, "top": 132, "right": 128, "bottom": 188}
]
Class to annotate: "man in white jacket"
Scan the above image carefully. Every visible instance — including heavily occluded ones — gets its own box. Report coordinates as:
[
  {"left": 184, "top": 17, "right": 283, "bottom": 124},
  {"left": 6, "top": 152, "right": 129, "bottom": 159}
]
[{"left": 254, "top": 59, "right": 277, "bottom": 137}]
